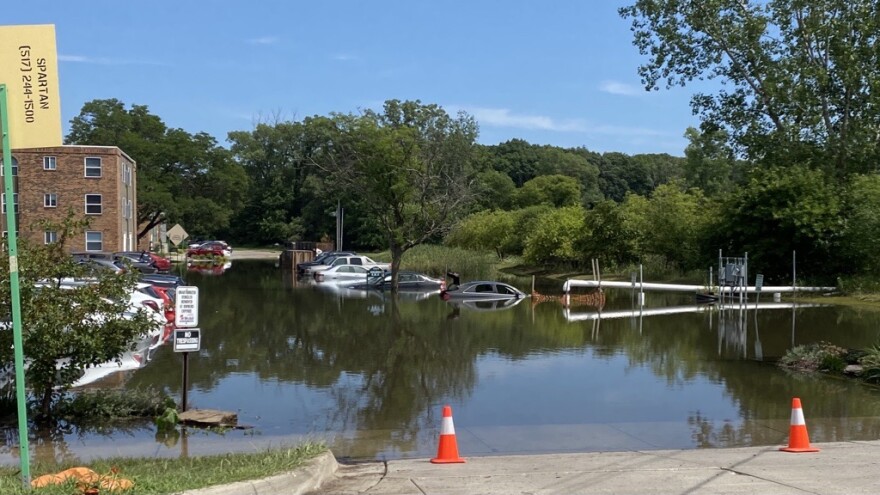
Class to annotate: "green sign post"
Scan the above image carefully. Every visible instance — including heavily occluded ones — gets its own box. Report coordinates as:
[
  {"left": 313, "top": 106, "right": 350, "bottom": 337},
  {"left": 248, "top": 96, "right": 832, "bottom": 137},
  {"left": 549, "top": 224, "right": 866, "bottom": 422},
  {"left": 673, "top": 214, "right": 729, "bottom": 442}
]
[{"left": 0, "top": 84, "right": 32, "bottom": 486}]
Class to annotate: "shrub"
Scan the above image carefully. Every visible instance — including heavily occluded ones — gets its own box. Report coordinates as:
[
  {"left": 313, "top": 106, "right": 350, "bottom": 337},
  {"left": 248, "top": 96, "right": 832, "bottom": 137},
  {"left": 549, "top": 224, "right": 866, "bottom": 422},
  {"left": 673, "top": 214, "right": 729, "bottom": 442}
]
[{"left": 779, "top": 342, "right": 847, "bottom": 372}]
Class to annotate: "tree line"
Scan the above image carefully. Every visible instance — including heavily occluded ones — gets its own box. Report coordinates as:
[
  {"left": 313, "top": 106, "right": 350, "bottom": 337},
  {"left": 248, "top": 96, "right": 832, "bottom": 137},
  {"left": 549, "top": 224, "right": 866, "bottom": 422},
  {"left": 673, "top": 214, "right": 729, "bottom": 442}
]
[
  {"left": 64, "top": 0, "right": 880, "bottom": 285},
  {"left": 64, "top": 96, "right": 879, "bottom": 285}
]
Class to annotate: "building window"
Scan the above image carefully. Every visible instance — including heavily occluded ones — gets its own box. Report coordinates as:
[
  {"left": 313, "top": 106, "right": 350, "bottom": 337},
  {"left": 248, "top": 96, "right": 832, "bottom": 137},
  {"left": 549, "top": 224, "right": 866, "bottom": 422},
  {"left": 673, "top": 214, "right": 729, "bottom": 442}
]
[
  {"left": 1, "top": 193, "right": 18, "bottom": 213},
  {"left": 85, "top": 194, "right": 102, "bottom": 215},
  {"left": 43, "top": 156, "right": 56, "bottom": 170},
  {"left": 44, "top": 193, "right": 57, "bottom": 208},
  {"left": 1, "top": 157, "right": 18, "bottom": 176},
  {"left": 85, "top": 157, "right": 102, "bottom": 178},
  {"left": 44, "top": 231, "right": 57, "bottom": 244},
  {"left": 85, "top": 231, "right": 103, "bottom": 251}
]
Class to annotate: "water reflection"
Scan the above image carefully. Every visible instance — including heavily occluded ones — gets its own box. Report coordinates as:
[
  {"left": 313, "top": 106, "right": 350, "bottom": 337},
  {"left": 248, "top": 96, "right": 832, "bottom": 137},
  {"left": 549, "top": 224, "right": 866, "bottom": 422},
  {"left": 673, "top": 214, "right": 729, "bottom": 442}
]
[{"left": 3, "top": 261, "right": 880, "bottom": 463}]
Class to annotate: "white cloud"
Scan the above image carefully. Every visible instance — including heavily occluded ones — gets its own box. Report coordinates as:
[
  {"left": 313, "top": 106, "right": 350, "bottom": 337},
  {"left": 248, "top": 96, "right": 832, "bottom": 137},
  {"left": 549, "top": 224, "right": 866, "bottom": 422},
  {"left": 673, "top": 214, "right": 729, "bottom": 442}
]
[
  {"left": 454, "top": 105, "right": 674, "bottom": 147},
  {"left": 247, "top": 36, "right": 279, "bottom": 45},
  {"left": 599, "top": 80, "right": 643, "bottom": 97},
  {"left": 332, "top": 53, "right": 359, "bottom": 62},
  {"left": 58, "top": 54, "right": 168, "bottom": 66},
  {"left": 58, "top": 54, "right": 90, "bottom": 62},
  {"left": 466, "top": 107, "right": 589, "bottom": 132}
]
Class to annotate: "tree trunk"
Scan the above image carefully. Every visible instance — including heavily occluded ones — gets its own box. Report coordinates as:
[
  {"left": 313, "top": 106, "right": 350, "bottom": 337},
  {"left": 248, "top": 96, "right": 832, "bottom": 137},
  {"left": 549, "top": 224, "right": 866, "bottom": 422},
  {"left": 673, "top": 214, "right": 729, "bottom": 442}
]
[
  {"left": 39, "top": 385, "right": 53, "bottom": 419},
  {"left": 390, "top": 243, "right": 404, "bottom": 293}
]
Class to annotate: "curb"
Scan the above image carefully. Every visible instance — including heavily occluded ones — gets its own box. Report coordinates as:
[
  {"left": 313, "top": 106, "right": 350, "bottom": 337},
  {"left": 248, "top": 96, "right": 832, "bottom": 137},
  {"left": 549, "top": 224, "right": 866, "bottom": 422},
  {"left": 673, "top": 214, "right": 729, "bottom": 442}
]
[{"left": 179, "top": 450, "right": 339, "bottom": 495}]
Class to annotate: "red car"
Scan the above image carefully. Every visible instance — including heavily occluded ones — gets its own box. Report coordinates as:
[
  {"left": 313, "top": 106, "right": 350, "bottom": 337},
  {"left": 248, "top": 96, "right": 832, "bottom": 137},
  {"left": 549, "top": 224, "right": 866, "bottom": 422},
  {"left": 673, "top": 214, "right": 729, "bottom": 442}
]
[
  {"left": 186, "top": 241, "right": 232, "bottom": 258},
  {"left": 145, "top": 252, "right": 171, "bottom": 271}
]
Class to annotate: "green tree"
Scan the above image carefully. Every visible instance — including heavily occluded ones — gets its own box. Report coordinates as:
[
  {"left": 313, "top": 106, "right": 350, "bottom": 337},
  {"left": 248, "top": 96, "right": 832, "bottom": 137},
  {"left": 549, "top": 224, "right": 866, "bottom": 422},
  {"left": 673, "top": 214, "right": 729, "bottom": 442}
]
[
  {"left": 228, "top": 120, "right": 329, "bottom": 244},
  {"left": 683, "top": 126, "right": 736, "bottom": 196},
  {"left": 516, "top": 174, "right": 582, "bottom": 208},
  {"left": 840, "top": 174, "right": 880, "bottom": 274},
  {"left": 597, "top": 152, "right": 654, "bottom": 201},
  {"left": 621, "top": 0, "right": 880, "bottom": 175},
  {"left": 523, "top": 206, "right": 586, "bottom": 265},
  {"left": 709, "top": 165, "right": 843, "bottom": 282},
  {"left": 66, "top": 99, "right": 248, "bottom": 241},
  {"left": 578, "top": 200, "right": 640, "bottom": 267},
  {"left": 472, "top": 170, "right": 517, "bottom": 211},
  {"left": 641, "top": 183, "right": 709, "bottom": 270},
  {"left": 314, "top": 100, "right": 479, "bottom": 289},
  {"left": 445, "top": 210, "right": 517, "bottom": 259},
  {"left": 0, "top": 214, "right": 156, "bottom": 418}
]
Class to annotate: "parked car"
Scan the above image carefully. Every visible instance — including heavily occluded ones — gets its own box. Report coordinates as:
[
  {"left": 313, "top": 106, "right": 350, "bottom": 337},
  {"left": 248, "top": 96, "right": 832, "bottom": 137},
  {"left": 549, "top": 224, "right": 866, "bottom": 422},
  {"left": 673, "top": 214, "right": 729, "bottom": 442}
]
[
  {"left": 314, "top": 264, "right": 371, "bottom": 282},
  {"left": 296, "top": 251, "right": 357, "bottom": 277},
  {"left": 186, "top": 241, "right": 232, "bottom": 258},
  {"left": 116, "top": 251, "right": 172, "bottom": 272},
  {"left": 349, "top": 271, "right": 444, "bottom": 291},
  {"left": 304, "top": 255, "right": 391, "bottom": 277},
  {"left": 440, "top": 280, "right": 526, "bottom": 301}
]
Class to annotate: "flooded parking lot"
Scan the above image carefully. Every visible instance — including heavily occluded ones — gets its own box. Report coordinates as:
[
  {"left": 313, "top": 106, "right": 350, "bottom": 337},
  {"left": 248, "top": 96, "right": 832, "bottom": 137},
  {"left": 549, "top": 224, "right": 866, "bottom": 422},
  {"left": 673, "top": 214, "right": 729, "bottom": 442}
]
[{"left": 3, "top": 259, "right": 880, "bottom": 463}]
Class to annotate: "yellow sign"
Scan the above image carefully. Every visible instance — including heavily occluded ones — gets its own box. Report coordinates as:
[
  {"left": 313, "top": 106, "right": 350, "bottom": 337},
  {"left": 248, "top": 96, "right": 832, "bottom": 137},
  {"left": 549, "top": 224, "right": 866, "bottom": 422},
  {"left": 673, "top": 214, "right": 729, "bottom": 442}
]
[{"left": 0, "top": 24, "right": 62, "bottom": 149}]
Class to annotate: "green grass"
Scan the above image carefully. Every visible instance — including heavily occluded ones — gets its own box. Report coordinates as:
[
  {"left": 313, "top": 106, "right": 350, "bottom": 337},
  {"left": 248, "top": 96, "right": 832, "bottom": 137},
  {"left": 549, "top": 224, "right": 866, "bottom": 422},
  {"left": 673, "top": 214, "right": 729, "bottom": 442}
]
[
  {"left": 0, "top": 442, "right": 326, "bottom": 494},
  {"left": 369, "top": 245, "right": 501, "bottom": 280}
]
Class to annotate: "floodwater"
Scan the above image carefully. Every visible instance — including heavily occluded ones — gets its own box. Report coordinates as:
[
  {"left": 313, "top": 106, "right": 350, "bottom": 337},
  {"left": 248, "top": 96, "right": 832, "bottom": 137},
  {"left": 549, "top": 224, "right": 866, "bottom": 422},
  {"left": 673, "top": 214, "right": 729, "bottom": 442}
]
[{"left": 4, "top": 259, "right": 880, "bottom": 464}]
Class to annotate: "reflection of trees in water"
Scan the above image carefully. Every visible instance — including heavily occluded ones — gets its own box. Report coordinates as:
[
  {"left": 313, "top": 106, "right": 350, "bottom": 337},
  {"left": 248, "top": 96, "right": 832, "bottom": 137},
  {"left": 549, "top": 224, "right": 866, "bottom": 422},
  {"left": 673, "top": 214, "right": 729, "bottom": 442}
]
[
  {"left": 593, "top": 300, "right": 880, "bottom": 448},
  {"left": 123, "top": 264, "right": 880, "bottom": 456},
  {"left": 0, "top": 419, "right": 154, "bottom": 464}
]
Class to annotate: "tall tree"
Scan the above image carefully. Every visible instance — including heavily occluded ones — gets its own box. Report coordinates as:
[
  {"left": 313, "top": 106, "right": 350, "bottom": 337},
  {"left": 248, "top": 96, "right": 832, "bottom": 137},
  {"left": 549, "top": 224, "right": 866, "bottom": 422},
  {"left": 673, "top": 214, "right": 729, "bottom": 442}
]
[
  {"left": 67, "top": 99, "right": 247, "bottom": 240},
  {"left": 313, "top": 100, "right": 479, "bottom": 289},
  {"left": 621, "top": 0, "right": 880, "bottom": 176}
]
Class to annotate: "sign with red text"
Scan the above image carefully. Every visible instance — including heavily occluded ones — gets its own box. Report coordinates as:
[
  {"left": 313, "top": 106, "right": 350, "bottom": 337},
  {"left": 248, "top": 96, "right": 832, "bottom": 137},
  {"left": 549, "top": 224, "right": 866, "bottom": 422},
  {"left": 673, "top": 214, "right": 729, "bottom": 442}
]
[{"left": 174, "top": 286, "right": 199, "bottom": 328}]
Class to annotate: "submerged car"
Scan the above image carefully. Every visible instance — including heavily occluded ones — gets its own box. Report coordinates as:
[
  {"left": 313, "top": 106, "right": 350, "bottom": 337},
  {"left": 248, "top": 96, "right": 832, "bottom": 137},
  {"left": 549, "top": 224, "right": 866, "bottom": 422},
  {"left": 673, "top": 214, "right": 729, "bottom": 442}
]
[
  {"left": 348, "top": 271, "right": 444, "bottom": 291},
  {"left": 314, "top": 264, "right": 371, "bottom": 282},
  {"left": 440, "top": 280, "right": 526, "bottom": 301}
]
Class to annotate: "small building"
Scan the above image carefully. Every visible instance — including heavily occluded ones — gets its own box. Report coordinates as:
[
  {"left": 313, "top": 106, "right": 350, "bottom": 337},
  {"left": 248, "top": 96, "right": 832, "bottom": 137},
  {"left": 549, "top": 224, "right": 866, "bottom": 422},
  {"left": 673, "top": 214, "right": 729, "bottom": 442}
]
[{"left": 1, "top": 145, "right": 137, "bottom": 252}]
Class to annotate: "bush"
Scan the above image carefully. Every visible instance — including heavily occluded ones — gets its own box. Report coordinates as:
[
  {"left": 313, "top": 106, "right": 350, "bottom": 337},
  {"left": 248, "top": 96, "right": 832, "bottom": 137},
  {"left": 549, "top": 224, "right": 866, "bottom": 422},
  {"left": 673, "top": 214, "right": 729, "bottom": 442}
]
[
  {"left": 779, "top": 342, "right": 847, "bottom": 372},
  {"left": 54, "top": 388, "right": 176, "bottom": 422}
]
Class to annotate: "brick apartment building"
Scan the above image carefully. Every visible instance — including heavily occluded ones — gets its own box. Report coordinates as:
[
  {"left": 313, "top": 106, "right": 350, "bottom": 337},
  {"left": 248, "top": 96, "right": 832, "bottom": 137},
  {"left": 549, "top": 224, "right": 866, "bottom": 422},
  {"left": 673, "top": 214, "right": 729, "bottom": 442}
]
[{"left": 1, "top": 145, "right": 137, "bottom": 252}]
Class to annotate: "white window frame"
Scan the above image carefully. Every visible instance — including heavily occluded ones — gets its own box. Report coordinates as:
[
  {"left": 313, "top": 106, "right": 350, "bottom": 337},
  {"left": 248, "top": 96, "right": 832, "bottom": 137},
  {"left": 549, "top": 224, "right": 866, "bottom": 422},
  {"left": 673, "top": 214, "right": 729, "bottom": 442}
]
[
  {"left": 44, "top": 231, "right": 57, "bottom": 244},
  {"left": 85, "top": 194, "right": 102, "bottom": 215},
  {"left": 44, "top": 193, "right": 57, "bottom": 208},
  {"left": 1, "top": 193, "right": 19, "bottom": 214},
  {"left": 84, "top": 157, "right": 102, "bottom": 178},
  {"left": 1, "top": 157, "right": 18, "bottom": 177},
  {"left": 43, "top": 156, "right": 56, "bottom": 170},
  {"left": 85, "top": 231, "right": 103, "bottom": 252}
]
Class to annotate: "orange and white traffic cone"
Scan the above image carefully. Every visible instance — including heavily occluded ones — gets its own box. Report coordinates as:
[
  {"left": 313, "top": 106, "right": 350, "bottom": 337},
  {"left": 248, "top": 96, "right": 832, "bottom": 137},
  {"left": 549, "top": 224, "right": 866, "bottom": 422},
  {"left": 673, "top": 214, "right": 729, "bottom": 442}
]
[
  {"left": 431, "top": 405, "right": 465, "bottom": 464},
  {"left": 780, "top": 397, "right": 819, "bottom": 453}
]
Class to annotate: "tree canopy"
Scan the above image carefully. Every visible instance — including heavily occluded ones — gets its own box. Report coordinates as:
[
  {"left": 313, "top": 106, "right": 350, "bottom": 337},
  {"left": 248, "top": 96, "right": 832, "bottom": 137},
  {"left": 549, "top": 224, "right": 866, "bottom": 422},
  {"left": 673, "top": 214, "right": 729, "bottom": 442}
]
[
  {"left": 67, "top": 99, "right": 248, "bottom": 240},
  {"left": 621, "top": 0, "right": 880, "bottom": 176},
  {"left": 312, "top": 100, "right": 480, "bottom": 288}
]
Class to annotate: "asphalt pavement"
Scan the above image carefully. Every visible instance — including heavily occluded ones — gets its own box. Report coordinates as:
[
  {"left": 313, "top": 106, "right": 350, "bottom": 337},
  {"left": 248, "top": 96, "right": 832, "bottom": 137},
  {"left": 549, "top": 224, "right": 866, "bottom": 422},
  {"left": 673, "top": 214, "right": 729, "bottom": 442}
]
[{"left": 183, "top": 440, "right": 880, "bottom": 495}]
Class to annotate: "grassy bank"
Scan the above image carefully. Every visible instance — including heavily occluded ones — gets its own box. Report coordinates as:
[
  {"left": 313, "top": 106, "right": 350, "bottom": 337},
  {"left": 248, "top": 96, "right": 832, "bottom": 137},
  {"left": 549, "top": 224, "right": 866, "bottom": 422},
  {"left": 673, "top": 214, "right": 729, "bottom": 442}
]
[{"left": 0, "top": 443, "right": 325, "bottom": 494}]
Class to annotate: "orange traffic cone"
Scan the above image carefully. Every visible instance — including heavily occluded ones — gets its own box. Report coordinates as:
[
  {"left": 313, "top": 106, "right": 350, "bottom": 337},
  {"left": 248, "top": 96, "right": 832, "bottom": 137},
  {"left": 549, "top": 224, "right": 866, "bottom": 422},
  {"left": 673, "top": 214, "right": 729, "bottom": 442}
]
[
  {"left": 780, "top": 397, "right": 819, "bottom": 453},
  {"left": 431, "top": 405, "right": 465, "bottom": 464}
]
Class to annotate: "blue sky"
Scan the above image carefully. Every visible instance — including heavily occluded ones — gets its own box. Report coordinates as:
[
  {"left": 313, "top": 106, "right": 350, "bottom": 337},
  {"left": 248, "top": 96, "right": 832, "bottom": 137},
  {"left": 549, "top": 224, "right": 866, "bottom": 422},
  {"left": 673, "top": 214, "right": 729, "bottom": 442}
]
[{"left": 5, "top": 1, "right": 704, "bottom": 155}]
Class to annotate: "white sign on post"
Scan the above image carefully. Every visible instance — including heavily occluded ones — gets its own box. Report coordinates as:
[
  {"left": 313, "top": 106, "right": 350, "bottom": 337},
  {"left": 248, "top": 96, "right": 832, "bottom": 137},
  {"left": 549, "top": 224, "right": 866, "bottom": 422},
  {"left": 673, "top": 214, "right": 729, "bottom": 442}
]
[
  {"left": 175, "top": 286, "right": 199, "bottom": 328},
  {"left": 173, "top": 328, "right": 201, "bottom": 353}
]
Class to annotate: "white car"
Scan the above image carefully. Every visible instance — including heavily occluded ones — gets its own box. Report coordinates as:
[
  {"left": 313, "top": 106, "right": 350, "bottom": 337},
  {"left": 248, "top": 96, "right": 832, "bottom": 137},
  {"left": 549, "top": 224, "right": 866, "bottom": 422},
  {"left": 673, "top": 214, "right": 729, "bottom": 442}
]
[
  {"left": 314, "top": 264, "right": 372, "bottom": 282},
  {"left": 305, "top": 255, "right": 391, "bottom": 277}
]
